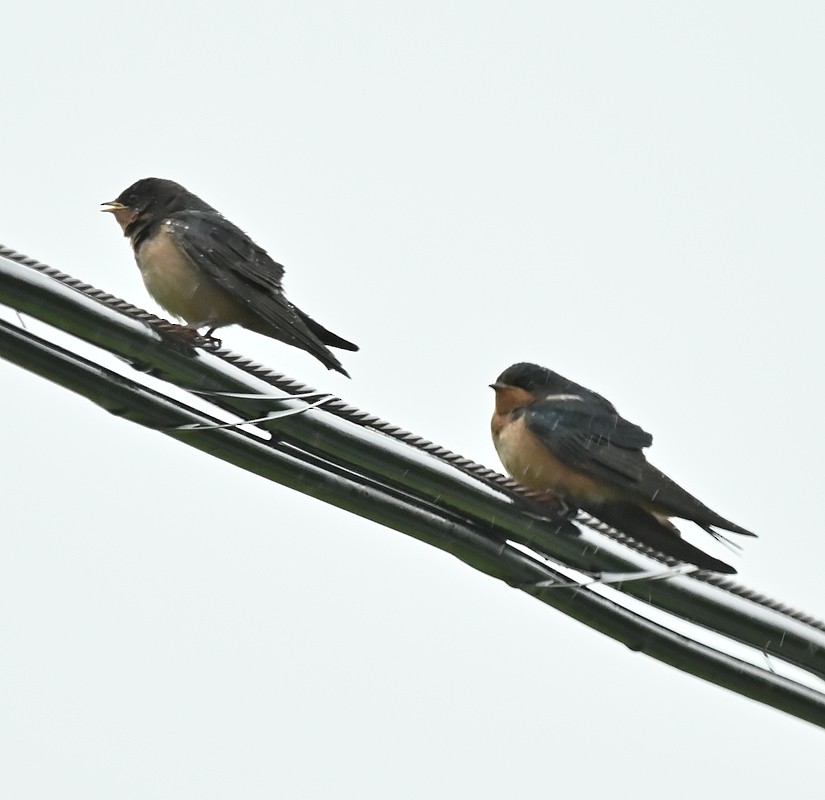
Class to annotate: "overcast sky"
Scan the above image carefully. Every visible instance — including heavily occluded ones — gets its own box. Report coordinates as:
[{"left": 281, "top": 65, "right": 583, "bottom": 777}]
[{"left": 1, "top": 2, "right": 824, "bottom": 797}]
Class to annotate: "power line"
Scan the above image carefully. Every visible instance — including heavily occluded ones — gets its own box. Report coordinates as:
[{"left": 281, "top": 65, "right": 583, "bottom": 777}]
[{"left": 1, "top": 245, "right": 824, "bottom": 726}]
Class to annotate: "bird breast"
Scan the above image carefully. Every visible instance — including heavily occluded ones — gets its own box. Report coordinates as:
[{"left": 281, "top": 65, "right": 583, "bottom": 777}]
[
  {"left": 492, "top": 412, "right": 620, "bottom": 504},
  {"left": 134, "top": 222, "right": 243, "bottom": 327}
]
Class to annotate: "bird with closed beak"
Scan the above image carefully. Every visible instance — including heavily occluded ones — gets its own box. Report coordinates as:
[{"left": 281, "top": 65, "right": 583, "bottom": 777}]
[
  {"left": 102, "top": 177, "right": 358, "bottom": 376},
  {"left": 490, "top": 362, "right": 755, "bottom": 573}
]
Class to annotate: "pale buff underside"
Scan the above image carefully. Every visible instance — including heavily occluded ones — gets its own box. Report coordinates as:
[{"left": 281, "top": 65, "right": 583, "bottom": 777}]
[
  {"left": 135, "top": 223, "right": 258, "bottom": 328},
  {"left": 491, "top": 402, "right": 679, "bottom": 530},
  {"left": 492, "top": 413, "right": 625, "bottom": 503}
]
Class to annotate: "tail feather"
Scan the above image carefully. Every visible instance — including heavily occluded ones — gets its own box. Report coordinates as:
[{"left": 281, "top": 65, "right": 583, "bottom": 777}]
[
  {"left": 295, "top": 308, "right": 359, "bottom": 352},
  {"left": 639, "top": 463, "right": 755, "bottom": 538},
  {"left": 700, "top": 517, "right": 756, "bottom": 538},
  {"left": 304, "top": 340, "right": 350, "bottom": 376},
  {"left": 588, "top": 502, "right": 737, "bottom": 574},
  {"left": 245, "top": 303, "right": 354, "bottom": 376}
]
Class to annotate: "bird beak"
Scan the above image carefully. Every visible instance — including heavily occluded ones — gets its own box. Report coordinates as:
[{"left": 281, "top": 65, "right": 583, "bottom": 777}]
[
  {"left": 101, "top": 201, "right": 138, "bottom": 232},
  {"left": 489, "top": 382, "right": 506, "bottom": 391}
]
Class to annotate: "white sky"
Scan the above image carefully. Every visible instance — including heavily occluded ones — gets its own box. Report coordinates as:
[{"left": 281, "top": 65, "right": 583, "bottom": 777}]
[{"left": 1, "top": 2, "right": 824, "bottom": 797}]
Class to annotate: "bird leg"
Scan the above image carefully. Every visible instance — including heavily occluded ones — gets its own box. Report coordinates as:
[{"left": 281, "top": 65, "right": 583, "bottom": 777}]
[{"left": 186, "top": 320, "right": 223, "bottom": 350}]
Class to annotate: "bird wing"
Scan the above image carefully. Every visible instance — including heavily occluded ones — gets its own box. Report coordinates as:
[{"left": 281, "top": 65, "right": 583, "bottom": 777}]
[
  {"left": 524, "top": 398, "right": 754, "bottom": 535},
  {"left": 523, "top": 398, "right": 654, "bottom": 485},
  {"left": 166, "top": 209, "right": 286, "bottom": 290},
  {"left": 164, "top": 210, "right": 346, "bottom": 371}
]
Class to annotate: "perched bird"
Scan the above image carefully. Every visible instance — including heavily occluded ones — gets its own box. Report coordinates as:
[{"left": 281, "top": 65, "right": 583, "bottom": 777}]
[
  {"left": 102, "top": 177, "right": 358, "bottom": 376},
  {"left": 490, "top": 362, "right": 755, "bottom": 573}
]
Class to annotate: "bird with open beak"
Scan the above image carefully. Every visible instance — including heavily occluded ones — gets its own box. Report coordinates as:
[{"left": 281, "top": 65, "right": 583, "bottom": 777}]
[{"left": 102, "top": 177, "right": 358, "bottom": 376}]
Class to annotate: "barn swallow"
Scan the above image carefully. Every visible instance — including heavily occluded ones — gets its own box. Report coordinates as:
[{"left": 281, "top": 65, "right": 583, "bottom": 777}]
[
  {"left": 490, "top": 362, "right": 755, "bottom": 574},
  {"left": 102, "top": 177, "right": 358, "bottom": 376}
]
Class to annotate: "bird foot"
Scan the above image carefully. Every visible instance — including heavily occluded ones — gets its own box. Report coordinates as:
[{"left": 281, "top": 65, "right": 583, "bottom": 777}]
[
  {"left": 524, "top": 490, "right": 574, "bottom": 518},
  {"left": 199, "top": 334, "right": 223, "bottom": 352},
  {"left": 165, "top": 324, "right": 222, "bottom": 351}
]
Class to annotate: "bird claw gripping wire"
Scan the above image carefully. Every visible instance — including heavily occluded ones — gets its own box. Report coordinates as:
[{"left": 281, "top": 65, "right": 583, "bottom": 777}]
[{"left": 161, "top": 324, "right": 222, "bottom": 352}]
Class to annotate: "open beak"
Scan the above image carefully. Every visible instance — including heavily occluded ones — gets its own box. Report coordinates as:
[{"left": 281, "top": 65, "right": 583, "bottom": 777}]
[{"left": 101, "top": 200, "right": 138, "bottom": 232}]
